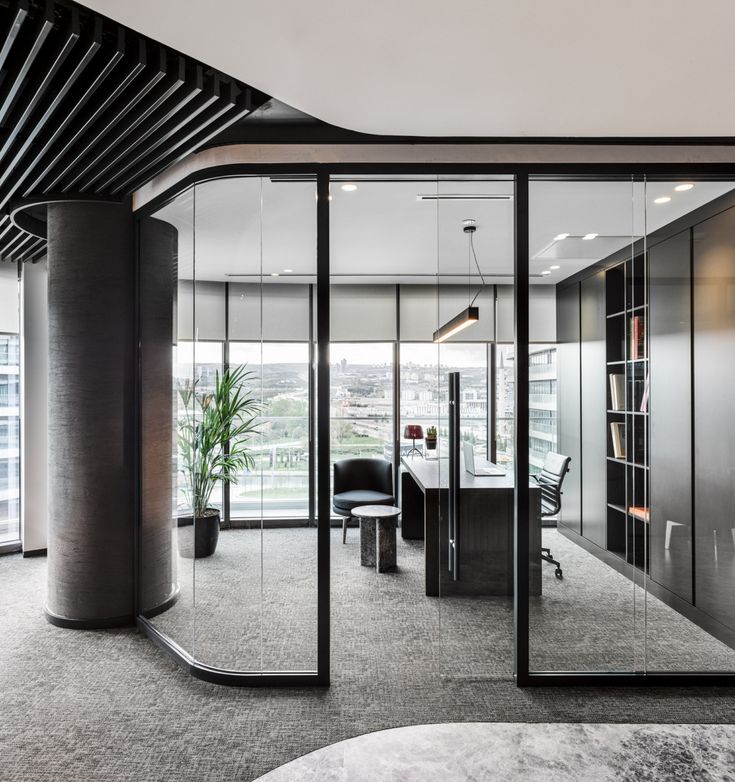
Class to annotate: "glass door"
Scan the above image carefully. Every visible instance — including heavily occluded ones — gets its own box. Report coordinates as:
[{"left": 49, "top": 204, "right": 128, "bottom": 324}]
[{"left": 435, "top": 176, "right": 515, "bottom": 680}]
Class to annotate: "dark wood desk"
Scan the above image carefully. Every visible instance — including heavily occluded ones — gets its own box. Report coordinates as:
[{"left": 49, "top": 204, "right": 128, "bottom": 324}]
[{"left": 400, "top": 457, "right": 541, "bottom": 597}]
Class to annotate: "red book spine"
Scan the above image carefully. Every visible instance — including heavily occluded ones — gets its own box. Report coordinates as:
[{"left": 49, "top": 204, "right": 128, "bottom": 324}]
[{"left": 632, "top": 316, "right": 640, "bottom": 360}]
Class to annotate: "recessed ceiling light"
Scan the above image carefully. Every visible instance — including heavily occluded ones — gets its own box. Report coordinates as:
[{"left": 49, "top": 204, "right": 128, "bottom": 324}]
[
  {"left": 270, "top": 272, "right": 279, "bottom": 277},
  {"left": 550, "top": 265, "right": 560, "bottom": 270},
  {"left": 283, "top": 268, "right": 293, "bottom": 273},
  {"left": 582, "top": 233, "right": 598, "bottom": 241},
  {"left": 675, "top": 183, "right": 695, "bottom": 192},
  {"left": 341, "top": 183, "right": 357, "bottom": 192},
  {"left": 541, "top": 270, "right": 551, "bottom": 276},
  {"left": 554, "top": 233, "right": 570, "bottom": 241},
  {"left": 654, "top": 196, "right": 671, "bottom": 204}
]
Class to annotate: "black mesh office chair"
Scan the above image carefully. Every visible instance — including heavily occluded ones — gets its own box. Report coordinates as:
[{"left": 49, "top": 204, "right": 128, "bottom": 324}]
[
  {"left": 534, "top": 451, "right": 571, "bottom": 580},
  {"left": 332, "top": 458, "right": 395, "bottom": 544}
]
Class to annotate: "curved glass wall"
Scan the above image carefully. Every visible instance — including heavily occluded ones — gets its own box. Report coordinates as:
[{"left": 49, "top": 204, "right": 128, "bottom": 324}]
[
  {"left": 137, "top": 166, "right": 735, "bottom": 687},
  {"left": 138, "top": 175, "right": 318, "bottom": 676}
]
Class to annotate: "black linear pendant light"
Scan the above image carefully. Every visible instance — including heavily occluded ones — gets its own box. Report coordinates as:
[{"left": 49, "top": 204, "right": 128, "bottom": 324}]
[{"left": 433, "top": 219, "right": 486, "bottom": 343}]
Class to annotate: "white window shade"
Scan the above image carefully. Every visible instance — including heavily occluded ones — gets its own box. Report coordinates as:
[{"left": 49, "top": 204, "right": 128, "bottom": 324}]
[
  {"left": 399, "top": 284, "right": 495, "bottom": 342},
  {"left": 330, "top": 284, "right": 396, "bottom": 341},
  {"left": 228, "top": 282, "right": 311, "bottom": 341},
  {"left": 495, "top": 284, "right": 557, "bottom": 342},
  {"left": 177, "top": 280, "right": 226, "bottom": 341},
  {"left": 0, "top": 262, "right": 19, "bottom": 333}
]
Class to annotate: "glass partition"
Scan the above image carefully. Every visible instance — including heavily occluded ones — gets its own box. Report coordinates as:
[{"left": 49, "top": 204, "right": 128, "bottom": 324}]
[
  {"left": 527, "top": 176, "right": 735, "bottom": 677},
  {"left": 139, "top": 175, "right": 318, "bottom": 676}
]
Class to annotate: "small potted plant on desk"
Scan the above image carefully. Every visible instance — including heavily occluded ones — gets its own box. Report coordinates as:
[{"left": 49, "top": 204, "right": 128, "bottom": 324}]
[
  {"left": 425, "top": 426, "right": 438, "bottom": 457},
  {"left": 177, "top": 365, "right": 259, "bottom": 558}
]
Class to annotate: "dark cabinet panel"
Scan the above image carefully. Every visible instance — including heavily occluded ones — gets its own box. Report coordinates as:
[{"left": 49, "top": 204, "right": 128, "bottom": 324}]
[
  {"left": 556, "top": 283, "right": 581, "bottom": 534},
  {"left": 580, "top": 272, "right": 607, "bottom": 547},
  {"left": 694, "top": 206, "right": 735, "bottom": 631},
  {"left": 649, "top": 230, "right": 692, "bottom": 603}
]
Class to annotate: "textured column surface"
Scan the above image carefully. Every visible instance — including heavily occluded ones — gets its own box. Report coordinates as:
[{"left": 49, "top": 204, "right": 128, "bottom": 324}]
[
  {"left": 138, "top": 217, "right": 176, "bottom": 615},
  {"left": 46, "top": 200, "right": 135, "bottom": 627}
]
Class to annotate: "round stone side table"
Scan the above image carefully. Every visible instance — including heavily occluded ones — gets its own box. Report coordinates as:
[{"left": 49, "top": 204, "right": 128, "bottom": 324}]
[{"left": 351, "top": 505, "right": 401, "bottom": 573}]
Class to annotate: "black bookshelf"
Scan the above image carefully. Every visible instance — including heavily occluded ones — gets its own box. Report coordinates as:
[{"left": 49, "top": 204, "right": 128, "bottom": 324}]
[{"left": 605, "top": 256, "right": 649, "bottom": 574}]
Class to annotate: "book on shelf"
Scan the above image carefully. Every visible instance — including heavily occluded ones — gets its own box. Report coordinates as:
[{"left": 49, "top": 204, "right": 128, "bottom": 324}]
[
  {"left": 629, "top": 315, "right": 646, "bottom": 360},
  {"left": 609, "top": 373, "right": 625, "bottom": 411},
  {"left": 628, "top": 506, "right": 650, "bottom": 523},
  {"left": 610, "top": 422, "right": 626, "bottom": 459},
  {"left": 640, "top": 372, "right": 650, "bottom": 413}
]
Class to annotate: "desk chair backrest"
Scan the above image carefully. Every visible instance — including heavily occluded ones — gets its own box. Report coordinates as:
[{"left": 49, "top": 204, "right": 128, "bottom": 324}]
[
  {"left": 333, "top": 457, "right": 393, "bottom": 496},
  {"left": 535, "top": 452, "right": 571, "bottom": 517}
]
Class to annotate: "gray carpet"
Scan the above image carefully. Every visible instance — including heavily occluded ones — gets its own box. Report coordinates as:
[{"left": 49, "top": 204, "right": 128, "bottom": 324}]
[
  {"left": 2, "top": 531, "right": 735, "bottom": 782},
  {"left": 153, "top": 527, "right": 735, "bottom": 676}
]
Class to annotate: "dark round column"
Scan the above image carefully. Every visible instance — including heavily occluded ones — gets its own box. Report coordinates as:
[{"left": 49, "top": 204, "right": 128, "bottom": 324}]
[
  {"left": 138, "top": 216, "right": 177, "bottom": 616},
  {"left": 46, "top": 199, "right": 136, "bottom": 627}
]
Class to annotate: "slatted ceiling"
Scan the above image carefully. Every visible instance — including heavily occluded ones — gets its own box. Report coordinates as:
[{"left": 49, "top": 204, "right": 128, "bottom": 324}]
[
  {"left": 62, "top": 52, "right": 182, "bottom": 190},
  {"left": 0, "top": 12, "right": 96, "bottom": 193},
  {"left": 45, "top": 43, "right": 167, "bottom": 191},
  {"left": 22, "top": 37, "right": 142, "bottom": 197},
  {"left": 0, "top": 0, "right": 269, "bottom": 264},
  {"left": 0, "top": 2, "right": 53, "bottom": 125},
  {"left": 108, "top": 79, "right": 245, "bottom": 194},
  {"left": 86, "top": 65, "right": 203, "bottom": 192}
]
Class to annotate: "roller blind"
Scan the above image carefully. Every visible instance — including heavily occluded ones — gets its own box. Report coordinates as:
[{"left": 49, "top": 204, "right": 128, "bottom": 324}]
[
  {"left": 177, "top": 280, "right": 226, "bottom": 341},
  {"left": 0, "top": 262, "right": 19, "bottom": 333},
  {"left": 330, "top": 284, "right": 396, "bottom": 341},
  {"left": 495, "top": 284, "right": 557, "bottom": 342},
  {"left": 228, "top": 282, "right": 311, "bottom": 341},
  {"left": 399, "top": 284, "right": 495, "bottom": 342}
]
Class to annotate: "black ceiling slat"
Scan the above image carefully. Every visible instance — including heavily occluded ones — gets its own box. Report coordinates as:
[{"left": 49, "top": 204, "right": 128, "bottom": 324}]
[
  {"left": 0, "top": 0, "right": 29, "bottom": 74},
  {"left": 0, "top": 9, "right": 90, "bottom": 192},
  {"left": 123, "top": 92, "right": 253, "bottom": 194},
  {"left": 44, "top": 39, "right": 163, "bottom": 190},
  {"left": 86, "top": 61, "right": 202, "bottom": 192},
  {"left": 18, "top": 26, "right": 127, "bottom": 198},
  {"left": 99, "top": 80, "right": 220, "bottom": 192},
  {"left": 0, "top": 0, "right": 54, "bottom": 126},
  {"left": 71, "top": 54, "right": 187, "bottom": 191},
  {"left": 110, "top": 79, "right": 236, "bottom": 194}
]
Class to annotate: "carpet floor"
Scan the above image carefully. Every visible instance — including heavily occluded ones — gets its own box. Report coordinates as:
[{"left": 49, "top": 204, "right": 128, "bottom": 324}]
[{"left": 2, "top": 529, "right": 735, "bottom": 781}]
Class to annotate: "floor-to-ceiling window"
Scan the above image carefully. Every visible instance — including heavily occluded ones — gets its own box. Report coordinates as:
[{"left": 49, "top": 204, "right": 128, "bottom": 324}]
[
  {"left": 0, "top": 262, "right": 20, "bottom": 549},
  {"left": 400, "top": 342, "right": 487, "bottom": 459},
  {"left": 329, "top": 342, "right": 394, "bottom": 464},
  {"left": 0, "top": 334, "right": 20, "bottom": 546},
  {"left": 230, "top": 341, "right": 310, "bottom": 519},
  {"left": 495, "top": 342, "right": 558, "bottom": 474}
]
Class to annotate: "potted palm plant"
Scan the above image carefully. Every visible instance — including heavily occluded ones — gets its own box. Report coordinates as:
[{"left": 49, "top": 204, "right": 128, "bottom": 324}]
[{"left": 177, "top": 364, "right": 260, "bottom": 558}]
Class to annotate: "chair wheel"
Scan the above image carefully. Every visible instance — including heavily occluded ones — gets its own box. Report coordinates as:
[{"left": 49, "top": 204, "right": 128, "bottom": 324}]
[{"left": 555, "top": 568, "right": 563, "bottom": 580}]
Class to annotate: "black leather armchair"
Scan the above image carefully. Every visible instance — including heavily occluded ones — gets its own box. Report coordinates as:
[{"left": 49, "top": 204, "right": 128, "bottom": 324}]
[{"left": 333, "top": 458, "right": 395, "bottom": 544}]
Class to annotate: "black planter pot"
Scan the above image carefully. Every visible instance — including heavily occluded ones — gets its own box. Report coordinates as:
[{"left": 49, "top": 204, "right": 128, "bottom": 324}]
[
  {"left": 425, "top": 438, "right": 437, "bottom": 451},
  {"left": 177, "top": 510, "right": 220, "bottom": 559}
]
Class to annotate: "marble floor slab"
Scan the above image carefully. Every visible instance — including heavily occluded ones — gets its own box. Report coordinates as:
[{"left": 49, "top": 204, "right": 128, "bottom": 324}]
[{"left": 254, "top": 722, "right": 735, "bottom": 781}]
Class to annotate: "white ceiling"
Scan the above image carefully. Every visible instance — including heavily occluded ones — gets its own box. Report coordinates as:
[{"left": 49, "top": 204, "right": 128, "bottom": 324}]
[
  {"left": 78, "top": 0, "right": 735, "bottom": 137},
  {"left": 153, "top": 177, "right": 734, "bottom": 284}
]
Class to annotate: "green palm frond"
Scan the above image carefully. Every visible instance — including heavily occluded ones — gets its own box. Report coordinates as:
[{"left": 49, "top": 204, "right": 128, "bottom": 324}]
[{"left": 177, "top": 364, "right": 261, "bottom": 518}]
